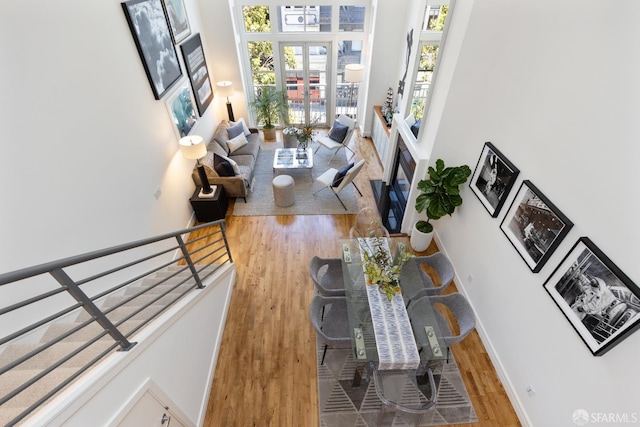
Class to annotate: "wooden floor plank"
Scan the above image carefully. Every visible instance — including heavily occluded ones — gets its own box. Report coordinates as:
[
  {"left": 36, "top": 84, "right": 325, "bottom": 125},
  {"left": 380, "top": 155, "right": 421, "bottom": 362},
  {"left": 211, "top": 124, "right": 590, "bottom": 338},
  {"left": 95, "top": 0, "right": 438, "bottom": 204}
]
[{"left": 196, "top": 131, "right": 521, "bottom": 426}]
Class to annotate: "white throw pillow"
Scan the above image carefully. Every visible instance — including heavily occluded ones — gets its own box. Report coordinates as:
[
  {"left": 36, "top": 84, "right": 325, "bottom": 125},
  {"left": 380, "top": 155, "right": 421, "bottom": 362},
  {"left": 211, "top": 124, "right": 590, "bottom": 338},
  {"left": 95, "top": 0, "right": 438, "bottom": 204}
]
[{"left": 227, "top": 133, "right": 248, "bottom": 153}]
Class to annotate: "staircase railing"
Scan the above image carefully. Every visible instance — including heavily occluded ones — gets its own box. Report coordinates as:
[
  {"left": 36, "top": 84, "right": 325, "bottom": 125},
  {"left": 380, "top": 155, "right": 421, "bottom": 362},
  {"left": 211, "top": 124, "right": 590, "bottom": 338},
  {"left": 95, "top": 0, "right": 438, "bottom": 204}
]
[{"left": 0, "top": 221, "right": 232, "bottom": 426}]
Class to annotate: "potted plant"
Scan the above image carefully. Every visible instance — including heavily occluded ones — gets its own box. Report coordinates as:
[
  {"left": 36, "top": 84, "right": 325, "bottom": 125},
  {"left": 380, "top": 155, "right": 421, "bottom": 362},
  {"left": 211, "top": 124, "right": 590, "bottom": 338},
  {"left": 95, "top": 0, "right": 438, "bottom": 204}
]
[
  {"left": 249, "top": 86, "right": 288, "bottom": 140},
  {"left": 410, "top": 159, "right": 472, "bottom": 252}
]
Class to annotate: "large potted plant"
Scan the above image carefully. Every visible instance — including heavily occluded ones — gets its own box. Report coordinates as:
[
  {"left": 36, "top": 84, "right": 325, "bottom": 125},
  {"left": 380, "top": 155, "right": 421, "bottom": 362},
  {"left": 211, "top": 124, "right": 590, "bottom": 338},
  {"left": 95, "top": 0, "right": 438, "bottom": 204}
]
[
  {"left": 249, "top": 86, "right": 288, "bottom": 140},
  {"left": 410, "top": 159, "right": 472, "bottom": 252}
]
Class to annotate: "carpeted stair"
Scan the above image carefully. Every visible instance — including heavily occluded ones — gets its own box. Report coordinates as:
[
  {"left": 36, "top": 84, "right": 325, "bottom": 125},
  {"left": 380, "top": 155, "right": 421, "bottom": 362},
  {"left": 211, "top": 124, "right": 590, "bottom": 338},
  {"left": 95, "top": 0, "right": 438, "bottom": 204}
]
[{"left": 0, "top": 265, "right": 209, "bottom": 426}]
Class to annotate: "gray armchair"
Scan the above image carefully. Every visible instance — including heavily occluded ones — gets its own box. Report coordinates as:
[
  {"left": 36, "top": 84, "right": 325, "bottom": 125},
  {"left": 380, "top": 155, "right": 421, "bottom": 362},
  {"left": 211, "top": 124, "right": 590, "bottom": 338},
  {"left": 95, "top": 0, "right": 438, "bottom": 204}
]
[
  {"left": 309, "top": 256, "right": 346, "bottom": 296},
  {"left": 408, "top": 293, "right": 476, "bottom": 362},
  {"left": 309, "top": 295, "right": 352, "bottom": 365}
]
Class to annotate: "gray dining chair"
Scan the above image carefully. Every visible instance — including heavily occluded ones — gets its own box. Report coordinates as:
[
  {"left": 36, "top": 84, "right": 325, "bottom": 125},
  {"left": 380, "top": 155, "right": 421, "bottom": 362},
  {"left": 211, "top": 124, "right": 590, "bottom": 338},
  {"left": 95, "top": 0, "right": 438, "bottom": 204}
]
[
  {"left": 373, "top": 367, "right": 437, "bottom": 426},
  {"left": 408, "top": 293, "right": 476, "bottom": 363},
  {"left": 309, "top": 256, "right": 346, "bottom": 297},
  {"left": 403, "top": 253, "right": 455, "bottom": 308},
  {"left": 309, "top": 295, "right": 352, "bottom": 365}
]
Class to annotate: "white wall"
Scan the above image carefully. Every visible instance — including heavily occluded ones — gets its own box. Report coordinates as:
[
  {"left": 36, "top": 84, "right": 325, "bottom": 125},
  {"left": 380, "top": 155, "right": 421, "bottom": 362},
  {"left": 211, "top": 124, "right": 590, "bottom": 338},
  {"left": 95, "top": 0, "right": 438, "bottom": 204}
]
[
  {"left": 431, "top": 1, "right": 640, "bottom": 425},
  {"left": 0, "top": 0, "right": 223, "bottom": 275}
]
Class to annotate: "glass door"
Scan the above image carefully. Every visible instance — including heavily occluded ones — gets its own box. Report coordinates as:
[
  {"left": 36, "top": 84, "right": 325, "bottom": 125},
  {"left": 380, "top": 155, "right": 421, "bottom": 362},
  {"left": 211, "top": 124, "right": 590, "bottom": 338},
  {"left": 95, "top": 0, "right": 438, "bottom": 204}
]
[{"left": 279, "top": 42, "right": 331, "bottom": 126}]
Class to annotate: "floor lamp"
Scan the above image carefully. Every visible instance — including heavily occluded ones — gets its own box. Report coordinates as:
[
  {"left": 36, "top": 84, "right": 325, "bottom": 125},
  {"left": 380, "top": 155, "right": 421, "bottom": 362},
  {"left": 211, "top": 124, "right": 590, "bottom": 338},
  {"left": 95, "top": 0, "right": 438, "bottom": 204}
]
[
  {"left": 216, "top": 81, "right": 235, "bottom": 122},
  {"left": 344, "top": 64, "right": 365, "bottom": 119},
  {"left": 179, "top": 135, "right": 215, "bottom": 198}
]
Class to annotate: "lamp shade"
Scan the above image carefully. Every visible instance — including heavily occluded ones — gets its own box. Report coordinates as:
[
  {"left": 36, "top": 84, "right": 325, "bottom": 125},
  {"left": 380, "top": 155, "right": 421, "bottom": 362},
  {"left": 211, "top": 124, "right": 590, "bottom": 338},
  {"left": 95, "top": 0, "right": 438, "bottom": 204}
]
[
  {"left": 179, "top": 135, "right": 206, "bottom": 160},
  {"left": 345, "top": 64, "right": 365, "bottom": 83},
  {"left": 216, "top": 81, "right": 234, "bottom": 98}
]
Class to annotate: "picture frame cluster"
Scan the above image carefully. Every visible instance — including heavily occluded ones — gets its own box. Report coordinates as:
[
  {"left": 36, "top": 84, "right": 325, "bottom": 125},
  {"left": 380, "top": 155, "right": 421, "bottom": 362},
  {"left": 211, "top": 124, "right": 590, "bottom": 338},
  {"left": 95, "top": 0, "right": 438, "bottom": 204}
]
[
  {"left": 470, "top": 141, "right": 640, "bottom": 356},
  {"left": 121, "top": 0, "right": 213, "bottom": 139}
]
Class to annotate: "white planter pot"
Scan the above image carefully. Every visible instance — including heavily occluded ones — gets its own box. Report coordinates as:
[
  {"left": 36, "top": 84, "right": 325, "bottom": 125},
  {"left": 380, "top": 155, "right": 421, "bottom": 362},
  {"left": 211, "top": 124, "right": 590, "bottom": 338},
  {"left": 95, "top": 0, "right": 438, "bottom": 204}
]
[{"left": 410, "top": 223, "right": 434, "bottom": 252}]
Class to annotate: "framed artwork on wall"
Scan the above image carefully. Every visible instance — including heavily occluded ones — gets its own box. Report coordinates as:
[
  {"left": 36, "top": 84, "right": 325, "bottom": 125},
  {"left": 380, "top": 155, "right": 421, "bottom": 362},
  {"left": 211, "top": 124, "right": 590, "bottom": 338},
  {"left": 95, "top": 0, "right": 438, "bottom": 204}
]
[
  {"left": 543, "top": 237, "right": 640, "bottom": 356},
  {"left": 500, "top": 180, "right": 573, "bottom": 273},
  {"left": 161, "top": 0, "right": 191, "bottom": 44},
  {"left": 180, "top": 33, "right": 213, "bottom": 116},
  {"left": 165, "top": 80, "right": 198, "bottom": 138},
  {"left": 469, "top": 142, "right": 520, "bottom": 217},
  {"left": 122, "top": 0, "right": 182, "bottom": 100}
]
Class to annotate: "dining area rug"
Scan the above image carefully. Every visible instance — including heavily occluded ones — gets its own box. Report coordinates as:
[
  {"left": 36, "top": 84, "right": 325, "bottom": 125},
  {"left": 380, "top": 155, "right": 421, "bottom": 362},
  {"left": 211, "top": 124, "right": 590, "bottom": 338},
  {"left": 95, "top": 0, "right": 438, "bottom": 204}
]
[
  {"left": 317, "top": 337, "right": 478, "bottom": 426},
  {"left": 231, "top": 141, "right": 360, "bottom": 216}
]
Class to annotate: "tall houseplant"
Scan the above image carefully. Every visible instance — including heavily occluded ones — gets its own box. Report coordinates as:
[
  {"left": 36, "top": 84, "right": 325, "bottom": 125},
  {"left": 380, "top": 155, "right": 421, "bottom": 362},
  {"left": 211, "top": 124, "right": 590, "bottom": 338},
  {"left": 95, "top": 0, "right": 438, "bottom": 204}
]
[
  {"left": 249, "top": 86, "right": 288, "bottom": 140},
  {"left": 410, "top": 159, "right": 472, "bottom": 252}
]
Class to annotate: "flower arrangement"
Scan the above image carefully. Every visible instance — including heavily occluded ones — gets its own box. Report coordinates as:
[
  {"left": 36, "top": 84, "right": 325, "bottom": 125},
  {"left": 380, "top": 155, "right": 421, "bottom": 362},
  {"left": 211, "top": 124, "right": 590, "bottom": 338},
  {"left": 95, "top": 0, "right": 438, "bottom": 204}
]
[
  {"left": 283, "top": 118, "right": 319, "bottom": 150},
  {"left": 360, "top": 237, "right": 412, "bottom": 301}
]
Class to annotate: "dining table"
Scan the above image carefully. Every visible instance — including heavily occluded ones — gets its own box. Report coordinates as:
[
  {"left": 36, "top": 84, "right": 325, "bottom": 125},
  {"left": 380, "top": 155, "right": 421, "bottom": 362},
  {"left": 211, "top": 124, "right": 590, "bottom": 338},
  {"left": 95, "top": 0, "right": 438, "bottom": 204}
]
[{"left": 340, "top": 237, "right": 447, "bottom": 370}]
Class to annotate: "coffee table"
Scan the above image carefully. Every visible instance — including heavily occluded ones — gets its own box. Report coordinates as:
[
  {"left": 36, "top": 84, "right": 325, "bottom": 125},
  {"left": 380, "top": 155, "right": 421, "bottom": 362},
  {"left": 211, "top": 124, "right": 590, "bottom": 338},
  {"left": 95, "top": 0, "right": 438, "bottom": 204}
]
[{"left": 272, "top": 148, "right": 313, "bottom": 177}]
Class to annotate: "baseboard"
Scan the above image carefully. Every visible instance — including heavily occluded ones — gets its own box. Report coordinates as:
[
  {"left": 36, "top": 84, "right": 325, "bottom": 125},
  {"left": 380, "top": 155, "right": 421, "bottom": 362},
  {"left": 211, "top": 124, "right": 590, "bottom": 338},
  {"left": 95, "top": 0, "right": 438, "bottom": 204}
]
[{"left": 433, "top": 233, "right": 533, "bottom": 427}]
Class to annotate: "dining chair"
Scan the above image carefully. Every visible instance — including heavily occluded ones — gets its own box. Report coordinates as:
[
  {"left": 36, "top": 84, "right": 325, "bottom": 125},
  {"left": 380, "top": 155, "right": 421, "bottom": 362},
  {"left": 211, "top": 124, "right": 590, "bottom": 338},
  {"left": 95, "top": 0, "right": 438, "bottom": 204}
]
[
  {"left": 309, "top": 295, "right": 352, "bottom": 365},
  {"left": 309, "top": 256, "right": 346, "bottom": 297},
  {"left": 349, "top": 207, "right": 390, "bottom": 240},
  {"left": 314, "top": 114, "right": 357, "bottom": 163},
  {"left": 373, "top": 367, "right": 437, "bottom": 426},
  {"left": 412, "top": 253, "right": 455, "bottom": 299},
  {"left": 313, "top": 159, "right": 365, "bottom": 210},
  {"left": 408, "top": 293, "right": 476, "bottom": 363}
]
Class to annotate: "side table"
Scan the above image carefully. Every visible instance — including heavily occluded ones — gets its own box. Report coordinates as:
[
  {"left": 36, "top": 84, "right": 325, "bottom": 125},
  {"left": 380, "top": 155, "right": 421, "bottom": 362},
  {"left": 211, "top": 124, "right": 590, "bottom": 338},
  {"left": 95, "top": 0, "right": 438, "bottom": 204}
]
[{"left": 189, "top": 185, "right": 228, "bottom": 222}]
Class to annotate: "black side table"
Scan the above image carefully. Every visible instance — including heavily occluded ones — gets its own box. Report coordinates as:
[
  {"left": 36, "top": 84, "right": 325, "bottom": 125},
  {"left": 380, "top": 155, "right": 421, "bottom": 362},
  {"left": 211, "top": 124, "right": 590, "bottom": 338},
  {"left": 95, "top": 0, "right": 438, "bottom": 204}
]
[{"left": 189, "top": 185, "right": 228, "bottom": 222}]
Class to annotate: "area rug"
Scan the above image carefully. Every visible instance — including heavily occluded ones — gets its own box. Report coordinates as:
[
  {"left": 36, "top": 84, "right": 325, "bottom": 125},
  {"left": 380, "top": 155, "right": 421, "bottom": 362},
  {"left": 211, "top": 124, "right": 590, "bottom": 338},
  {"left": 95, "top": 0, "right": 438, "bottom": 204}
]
[
  {"left": 232, "top": 141, "right": 360, "bottom": 216},
  {"left": 317, "top": 337, "right": 478, "bottom": 426}
]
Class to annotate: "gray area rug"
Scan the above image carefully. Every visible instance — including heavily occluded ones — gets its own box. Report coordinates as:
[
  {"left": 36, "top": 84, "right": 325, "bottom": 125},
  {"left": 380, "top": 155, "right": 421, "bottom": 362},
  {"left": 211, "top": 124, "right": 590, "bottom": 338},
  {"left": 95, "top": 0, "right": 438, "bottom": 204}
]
[
  {"left": 317, "top": 337, "right": 478, "bottom": 426},
  {"left": 232, "top": 141, "right": 360, "bottom": 216}
]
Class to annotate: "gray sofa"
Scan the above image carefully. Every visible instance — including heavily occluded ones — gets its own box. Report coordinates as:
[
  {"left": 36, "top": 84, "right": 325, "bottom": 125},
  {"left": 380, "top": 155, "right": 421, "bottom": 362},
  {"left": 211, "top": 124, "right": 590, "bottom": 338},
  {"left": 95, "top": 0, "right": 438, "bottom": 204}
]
[{"left": 191, "top": 120, "right": 261, "bottom": 200}]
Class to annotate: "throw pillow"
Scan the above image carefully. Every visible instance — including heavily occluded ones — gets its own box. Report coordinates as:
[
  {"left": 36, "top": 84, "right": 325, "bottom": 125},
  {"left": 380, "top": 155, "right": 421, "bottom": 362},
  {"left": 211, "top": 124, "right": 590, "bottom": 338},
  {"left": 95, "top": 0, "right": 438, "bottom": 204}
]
[
  {"left": 232, "top": 117, "right": 252, "bottom": 136},
  {"left": 227, "top": 121, "right": 245, "bottom": 139},
  {"left": 213, "top": 153, "right": 236, "bottom": 177},
  {"left": 411, "top": 119, "right": 421, "bottom": 138},
  {"left": 328, "top": 121, "right": 349, "bottom": 143},
  {"left": 331, "top": 162, "right": 354, "bottom": 187},
  {"left": 227, "top": 133, "right": 248, "bottom": 153}
]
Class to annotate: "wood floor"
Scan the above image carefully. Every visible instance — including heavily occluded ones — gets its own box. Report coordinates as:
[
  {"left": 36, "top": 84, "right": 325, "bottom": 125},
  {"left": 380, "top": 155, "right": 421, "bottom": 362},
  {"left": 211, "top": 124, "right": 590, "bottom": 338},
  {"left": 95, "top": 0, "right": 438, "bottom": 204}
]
[{"left": 194, "top": 131, "right": 521, "bottom": 426}]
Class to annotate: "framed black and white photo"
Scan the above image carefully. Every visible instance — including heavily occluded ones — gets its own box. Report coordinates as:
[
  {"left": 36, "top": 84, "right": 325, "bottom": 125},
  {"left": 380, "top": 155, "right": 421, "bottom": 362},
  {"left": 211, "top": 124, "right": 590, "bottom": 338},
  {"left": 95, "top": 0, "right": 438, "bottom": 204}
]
[
  {"left": 161, "top": 0, "right": 191, "bottom": 44},
  {"left": 165, "top": 80, "right": 197, "bottom": 138},
  {"left": 470, "top": 142, "right": 520, "bottom": 217},
  {"left": 543, "top": 237, "right": 640, "bottom": 356},
  {"left": 122, "top": 0, "right": 182, "bottom": 100},
  {"left": 500, "top": 180, "right": 573, "bottom": 272},
  {"left": 180, "top": 33, "right": 213, "bottom": 116}
]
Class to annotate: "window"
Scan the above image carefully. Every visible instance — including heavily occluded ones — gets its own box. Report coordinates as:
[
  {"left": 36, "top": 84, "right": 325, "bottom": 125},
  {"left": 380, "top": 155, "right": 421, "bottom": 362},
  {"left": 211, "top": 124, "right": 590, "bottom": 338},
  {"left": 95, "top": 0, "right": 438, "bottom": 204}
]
[
  {"left": 278, "top": 6, "right": 332, "bottom": 32},
  {"left": 339, "top": 6, "right": 365, "bottom": 32},
  {"left": 248, "top": 41, "right": 276, "bottom": 86},
  {"left": 243, "top": 6, "right": 271, "bottom": 33}
]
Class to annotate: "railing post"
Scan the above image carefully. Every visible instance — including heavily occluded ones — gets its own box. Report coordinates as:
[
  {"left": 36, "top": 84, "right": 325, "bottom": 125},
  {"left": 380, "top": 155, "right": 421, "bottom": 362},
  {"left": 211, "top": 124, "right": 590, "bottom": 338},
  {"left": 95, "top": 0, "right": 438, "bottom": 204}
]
[
  {"left": 49, "top": 269, "right": 136, "bottom": 351},
  {"left": 176, "top": 235, "right": 205, "bottom": 289},
  {"left": 219, "top": 221, "right": 234, "bottom": 264}
]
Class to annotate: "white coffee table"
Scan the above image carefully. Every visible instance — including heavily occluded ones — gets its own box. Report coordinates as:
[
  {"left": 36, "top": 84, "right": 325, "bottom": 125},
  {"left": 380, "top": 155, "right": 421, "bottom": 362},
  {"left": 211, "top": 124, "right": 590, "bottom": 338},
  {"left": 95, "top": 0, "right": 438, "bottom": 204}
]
[{"left": 273, "top": 148, "right": 313, "bottom": 177}]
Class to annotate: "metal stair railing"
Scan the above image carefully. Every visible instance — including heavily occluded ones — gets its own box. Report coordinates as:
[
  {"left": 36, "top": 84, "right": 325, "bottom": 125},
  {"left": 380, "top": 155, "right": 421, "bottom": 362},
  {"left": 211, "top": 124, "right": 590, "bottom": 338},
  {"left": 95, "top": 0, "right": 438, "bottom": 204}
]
[{"left": 0, "top": 220, "right": 232, "bottom": 426}]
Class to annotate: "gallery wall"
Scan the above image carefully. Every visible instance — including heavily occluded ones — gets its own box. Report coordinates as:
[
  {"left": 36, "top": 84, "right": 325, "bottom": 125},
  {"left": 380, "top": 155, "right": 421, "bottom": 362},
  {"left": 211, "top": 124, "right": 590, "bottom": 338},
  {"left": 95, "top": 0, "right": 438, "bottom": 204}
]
[
  {"left": 429, "top": 0, "right": 640, "bottom": 425},
  {"left": 0, "top": 0, "right": 228, "bottom": 336}
]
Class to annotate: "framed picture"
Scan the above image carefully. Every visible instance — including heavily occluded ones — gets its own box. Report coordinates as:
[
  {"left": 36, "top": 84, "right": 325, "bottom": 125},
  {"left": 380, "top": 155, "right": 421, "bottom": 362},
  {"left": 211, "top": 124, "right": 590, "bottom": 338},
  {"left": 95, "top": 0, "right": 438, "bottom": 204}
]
[
  {"left": 469, "top": 142, "right": 520, "bottom": 217},
  {"left": 122, "top": 0, "right": 182, "bottom": 100},
  {"left": 543, "top": 237, "right": 640, "bottom": 356},
  {"left": 161, "top": 0, "right": 191, "bottom": 44},
  {"left": 500, "top": 180, "right": 573, "bottom": 272},
  {"left": 165, "top": 80, "right": 197, "bottom": 138},
  {"left": 180, "top": 33, "right": 213, "bottom": 116}
]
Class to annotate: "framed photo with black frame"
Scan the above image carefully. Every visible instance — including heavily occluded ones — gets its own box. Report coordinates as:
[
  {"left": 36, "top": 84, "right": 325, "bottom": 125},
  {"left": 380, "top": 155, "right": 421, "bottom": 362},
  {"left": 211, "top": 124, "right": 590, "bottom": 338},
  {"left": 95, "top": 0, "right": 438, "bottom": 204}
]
[
  {"left": 122, "top": 0, "right": 182, "bottom": 100},
  {"left": 469, "top": 142, "right": 520, "bottom": 217},
  {"left": 500, "top": 180, "right": 573, "bottom": 273},
  {"left": 543, "top": 237, "right": 640, "bottom": 356},
  {"left": 161, "top": 0, "right": 191, "bottom": 44},
  {"left": 180, "top": 33, "right": 213, "bottom": 116}
]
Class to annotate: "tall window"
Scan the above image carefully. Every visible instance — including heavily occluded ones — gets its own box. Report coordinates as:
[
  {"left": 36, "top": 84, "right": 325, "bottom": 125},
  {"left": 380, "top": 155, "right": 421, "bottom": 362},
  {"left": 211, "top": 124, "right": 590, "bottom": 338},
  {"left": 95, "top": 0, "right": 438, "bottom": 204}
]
[{"left": 410, "top": 3, "right": 449, "bottom": 121}]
